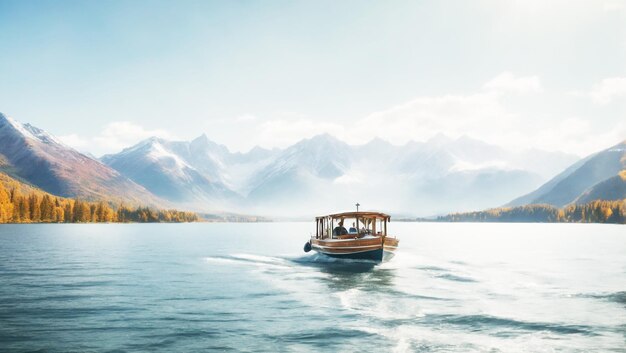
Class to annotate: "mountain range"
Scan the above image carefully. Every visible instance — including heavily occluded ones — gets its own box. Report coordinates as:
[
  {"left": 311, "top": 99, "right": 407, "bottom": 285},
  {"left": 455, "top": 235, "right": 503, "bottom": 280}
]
[
  {"left": 4, "top": 112, "right": 624, "bottom": 218},
  {"left": 98, "top": 122, "right": 578, "bottom": 216}
]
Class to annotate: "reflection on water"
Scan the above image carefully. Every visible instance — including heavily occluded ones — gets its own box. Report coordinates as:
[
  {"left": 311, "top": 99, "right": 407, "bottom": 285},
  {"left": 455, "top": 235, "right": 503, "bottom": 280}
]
[
  {"left": 288, "top": 252, "right": 397, "bottom": 291},
  {"left": 317, "top": 264, "right": 395, "bottom": 292}
]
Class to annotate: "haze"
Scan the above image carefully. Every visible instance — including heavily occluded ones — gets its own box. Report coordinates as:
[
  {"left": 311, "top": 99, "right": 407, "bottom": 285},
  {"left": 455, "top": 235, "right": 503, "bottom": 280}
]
[{"left": 1, "top": 0, "right": 625, "bottom": 157}]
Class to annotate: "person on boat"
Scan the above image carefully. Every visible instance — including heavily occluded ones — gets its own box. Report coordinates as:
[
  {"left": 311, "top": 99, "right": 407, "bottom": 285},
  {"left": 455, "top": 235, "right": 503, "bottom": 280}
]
[
  {"left": 349, "top": 222, "right": 357, "bottom": 234},
  {"left": 333, "top": 221, "right": 348, "bottom": 237}
]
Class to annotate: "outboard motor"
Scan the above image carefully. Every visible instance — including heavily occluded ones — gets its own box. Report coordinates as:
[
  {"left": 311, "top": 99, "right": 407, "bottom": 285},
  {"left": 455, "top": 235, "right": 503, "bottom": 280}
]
[{"left": 303, "top": 241, "right": 312, "bottom": 252}]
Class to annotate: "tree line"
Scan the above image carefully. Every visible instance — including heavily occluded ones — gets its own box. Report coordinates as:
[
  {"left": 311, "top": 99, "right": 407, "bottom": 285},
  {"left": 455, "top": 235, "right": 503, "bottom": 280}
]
[
  {"left": 0, "top": 180, "right": 198, "bottom": 224},
  {"left": 438, "top": 200, "right": 626, "bottom": 224}
]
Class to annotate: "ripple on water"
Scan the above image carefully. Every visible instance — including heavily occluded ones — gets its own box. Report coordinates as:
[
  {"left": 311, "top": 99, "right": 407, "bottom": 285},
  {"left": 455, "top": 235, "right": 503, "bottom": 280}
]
[
  {"left": 266, "top": 327, "right": 379, "bottom": 349},
  {"left": 423, "top": 314, "right": 599, "bottom": 336},
  {"left": 575, "top": 291, "right": 626, "bottom": 305},
  {"left": 434, "top": 273, "right": 477, "bottom": 283}
]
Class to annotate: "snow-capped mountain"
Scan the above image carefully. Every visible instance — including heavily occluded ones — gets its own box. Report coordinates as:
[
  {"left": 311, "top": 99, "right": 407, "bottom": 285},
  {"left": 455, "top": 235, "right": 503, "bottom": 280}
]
[
  {"left": 101, "top": 131, "right": 581, "bottom": 216},
  {"left": 101, "top": 137, "right": 242, "bottom": 210},
  {"left": 246, "top": 134, "right": 353, "bottom": 200},
  {"left": 100, "top": 134, "right": 283, "bottom": 211},
  {"left": 0, "top": 113, "right": 160, "bottom": 205},
  {"left": 240, "top": 134, "right": 573, "bottom": 216}
]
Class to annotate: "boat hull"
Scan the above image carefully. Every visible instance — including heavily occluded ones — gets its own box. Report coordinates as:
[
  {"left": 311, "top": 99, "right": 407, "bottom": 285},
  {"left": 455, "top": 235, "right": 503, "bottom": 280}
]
[
  {"left": 321, "top": 248, "right": 384, "bottom": 261},
  {"left": 310, "top": 236, "right": 398, "bottom": 262}
]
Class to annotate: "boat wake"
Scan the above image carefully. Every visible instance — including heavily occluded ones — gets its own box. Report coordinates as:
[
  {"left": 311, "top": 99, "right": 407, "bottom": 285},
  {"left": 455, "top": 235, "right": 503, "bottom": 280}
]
[
  {"left": 205, "top": 252, "right": 382, "bottom": 271},
  {"left": 201, "top": 250, "right": 622, "bottom": 352},
  {"left": 204, "top": 253, "right": 292, "bottom": 270}
]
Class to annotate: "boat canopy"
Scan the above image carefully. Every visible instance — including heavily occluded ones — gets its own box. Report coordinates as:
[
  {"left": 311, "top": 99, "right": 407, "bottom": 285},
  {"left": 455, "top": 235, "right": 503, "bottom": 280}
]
[
  {"left": 316, "top": 211, "right": 390, "bottom": 221},
  {"left": 314, "top": 211, "right": 390, "bottom": 239}
]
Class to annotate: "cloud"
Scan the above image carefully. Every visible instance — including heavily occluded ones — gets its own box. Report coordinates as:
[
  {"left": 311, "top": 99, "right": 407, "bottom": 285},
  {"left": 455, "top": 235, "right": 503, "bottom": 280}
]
[
  {"left": 63, "top": 72, "right": 623, "bottom": 159},
  {"left": 58, "top": 133, "right": 89, "bottom": 149},
  {"left": 483, "top": 72, "right": 543, "bottom": 94},
  {"left": 235, "top": 114, "right": 258, "bottom": 122},
  {"left": 528, "top": 118, "right": 626, "bottom": 157},
  {"left": 227, "top": 73, "right": 536, "bottom": 150},
  {"left": 355, "top": 91, "right": 513, "bottom": 145},
  {"left": 603, "top": 0, "right": 625, "bottom": 11},
  {"left": 239, "top": 72, "right": 622, "bottom": 157},
  {"left": 244, "top": 89, "right": 519, "bottom": 151},
  {"left": 93, "top": 121, "right": 173, "bottom": 153},
  {"left": 590, "top": 76, "right": 626, "bottom": 104},
  {"left": 333, "top": 173, "right": 362, "bottom": 185},
  {"left": 255, "top": 118, "right": 345, "bottom": 148},
  {"left": 60, "top": 121, "right": 174, "bottom": 156}
]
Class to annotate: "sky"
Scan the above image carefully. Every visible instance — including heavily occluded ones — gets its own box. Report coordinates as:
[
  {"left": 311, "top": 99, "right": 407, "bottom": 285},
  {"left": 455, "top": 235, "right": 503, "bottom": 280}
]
[{"left": 0, "top": 0, "right": 625, "bottom": 157}]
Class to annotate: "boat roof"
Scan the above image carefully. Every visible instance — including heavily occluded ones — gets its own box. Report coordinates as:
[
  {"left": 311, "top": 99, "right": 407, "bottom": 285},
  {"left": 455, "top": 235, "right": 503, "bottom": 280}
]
[{"left": 316, "top": 211, "right": 390, "bottom": 221}]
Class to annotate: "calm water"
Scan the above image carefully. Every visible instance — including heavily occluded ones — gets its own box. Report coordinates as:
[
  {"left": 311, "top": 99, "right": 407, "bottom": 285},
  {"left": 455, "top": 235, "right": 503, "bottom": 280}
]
[{"left": 0, "top": 223, "right": 624, "bottom": 352}]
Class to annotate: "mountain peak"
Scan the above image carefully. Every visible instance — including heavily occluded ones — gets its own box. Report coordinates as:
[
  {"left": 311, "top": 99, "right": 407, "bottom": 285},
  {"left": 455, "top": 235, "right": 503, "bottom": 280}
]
[
  {"left": 116, "top": 136, "right": 165, "bottom": 155},
  {"left": 192, "top": 133, "right": 210, "bottom": 144},
  {"left": 301, "top": 133, "right": 350, "bottom": 148},
  {"left": 291, "top": 134, "right": 350, "bottom": 154},
  {"left": 364, "top": 137, "right": 389, "bottom": 146},
  {"left": 144, "top": 136, "right": 163, "bottom": 145},
  {"left": 358, "top": 137, "right": 395, "bottom": 153},
  {"left": 455, "top": 135, "right": 479, "bottom": 144},
  {"left": 0, "top": 113, "right": 40, "bottom": 142},
  {"left": 249, "top": 145, "right": 268, "bottom": 153},
  {"left": 427, "top": 133, "right": 453, "bottom": 146},
  {"left": 309, "top": 133, "right": 338, "bottom": 142},
  {"left": 190, "top": 134, "right": 231, "bottom": 156},
  {"left": 23, "top": 123, "right": 65, "bottom": 146}
]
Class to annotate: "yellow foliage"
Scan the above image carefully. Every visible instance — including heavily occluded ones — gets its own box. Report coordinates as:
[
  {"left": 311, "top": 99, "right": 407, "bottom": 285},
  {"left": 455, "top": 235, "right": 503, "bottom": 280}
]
[
  {"left": 0, "top": 172, "right": 198, "bottom": 224},
  {"left": 440, "top": 200, "right": 626, "bottom": 224}
]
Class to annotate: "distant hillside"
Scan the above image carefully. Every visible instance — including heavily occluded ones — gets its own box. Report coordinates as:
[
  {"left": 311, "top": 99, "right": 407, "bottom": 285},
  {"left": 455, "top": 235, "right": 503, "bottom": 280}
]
[
  {"left": 437, "top": 200, "right": 626, "bottom": 224},
  {"left": 508, "top": 141, "right": 626, "bottom": 207},
  {"left": 0, "top": 172, "right": 197, "bottom": 223},
  {"left": 575, "top": 171, "right": 626, "bottom": 204}
]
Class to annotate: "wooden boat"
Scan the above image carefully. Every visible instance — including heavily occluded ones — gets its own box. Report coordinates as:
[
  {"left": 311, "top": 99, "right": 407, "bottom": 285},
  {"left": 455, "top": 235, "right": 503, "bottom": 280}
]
[{"left": 303, "top": 211, "right": 399, "bottom": 262}]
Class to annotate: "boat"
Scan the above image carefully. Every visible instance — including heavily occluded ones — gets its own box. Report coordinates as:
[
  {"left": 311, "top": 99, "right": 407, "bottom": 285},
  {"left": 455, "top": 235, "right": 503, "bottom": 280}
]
[{"left": 303, "top": 210, "right": 399, "bottom": 262}]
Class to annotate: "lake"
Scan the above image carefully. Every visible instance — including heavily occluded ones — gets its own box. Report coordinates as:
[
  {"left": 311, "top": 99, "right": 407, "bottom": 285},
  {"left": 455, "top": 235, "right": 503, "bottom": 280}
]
[{"left": 0, "top": 223, "right": 624, "bottom": 352}]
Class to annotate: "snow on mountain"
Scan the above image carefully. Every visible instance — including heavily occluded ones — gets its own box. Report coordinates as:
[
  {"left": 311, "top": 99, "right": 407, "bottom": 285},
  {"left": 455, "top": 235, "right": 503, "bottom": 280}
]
[
  {"left": 248, "top": 134, "right": 352, "bottom": 189},
  {"left": 241, "top": 134, "right": 568, "bottom": 216},
  {"left": 101, "top": 131, "right": 582, "bottom": 216},
  {"left": 388, "top": 140, "right": 456, "bottom": 178},
  {"left": 244, "top": 134, "right": 353, "bottom": 211},
  {"left": 101, "top": 137, "right": 239, "bottom": 208}
]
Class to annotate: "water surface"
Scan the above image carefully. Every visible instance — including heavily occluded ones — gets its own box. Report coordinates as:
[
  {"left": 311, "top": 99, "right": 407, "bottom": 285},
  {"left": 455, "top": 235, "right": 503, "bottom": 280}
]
[{"left": 0, "top": 223, "right": 624, "bottom": 352}]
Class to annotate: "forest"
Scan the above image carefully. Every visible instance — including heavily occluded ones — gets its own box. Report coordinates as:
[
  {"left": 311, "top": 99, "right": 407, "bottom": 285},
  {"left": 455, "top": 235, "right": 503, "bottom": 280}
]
[
  {"left": 0, "top": 177, "right": 198, "bottom": 224},
  {"left": 438, "top": 200, "right": 626, "bottom": 224}
]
